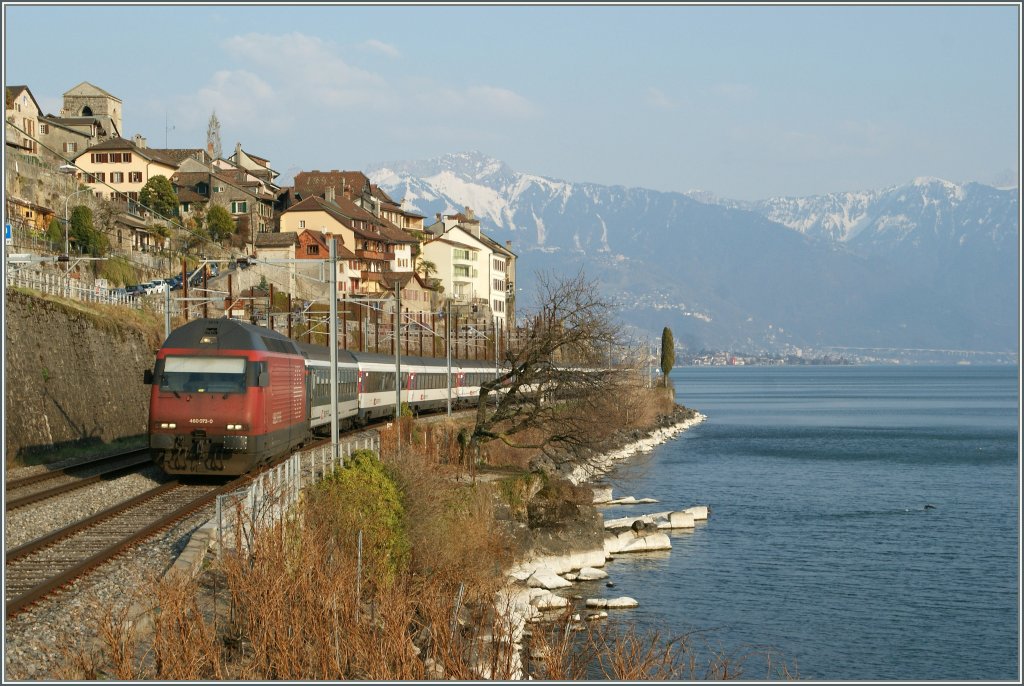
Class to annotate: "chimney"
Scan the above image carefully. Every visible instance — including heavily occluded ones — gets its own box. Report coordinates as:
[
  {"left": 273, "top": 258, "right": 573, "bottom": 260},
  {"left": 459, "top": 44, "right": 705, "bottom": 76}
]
[
  {"left": 325, "top": 187, "right": 335, "bottom": 203},
  {"left": 235, "top": 142, "right": 242, "bottom": 160},
  {"left": 506, "top": 240, "right": 512, "bottom": 250},
  {"left": 435, "top": 213, "right": 441, "bottom": 221}
]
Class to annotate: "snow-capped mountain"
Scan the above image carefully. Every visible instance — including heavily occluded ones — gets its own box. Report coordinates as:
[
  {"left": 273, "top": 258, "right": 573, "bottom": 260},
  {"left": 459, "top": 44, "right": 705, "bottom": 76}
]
[{"left": 368, "top": 152, "right": 1019, "bottom": 355}]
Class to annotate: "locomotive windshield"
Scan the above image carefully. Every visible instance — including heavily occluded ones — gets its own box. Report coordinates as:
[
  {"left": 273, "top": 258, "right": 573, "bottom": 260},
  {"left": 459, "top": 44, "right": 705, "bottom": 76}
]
[{"left": 160, "top": 356, "right": 247, "bottom": 394}]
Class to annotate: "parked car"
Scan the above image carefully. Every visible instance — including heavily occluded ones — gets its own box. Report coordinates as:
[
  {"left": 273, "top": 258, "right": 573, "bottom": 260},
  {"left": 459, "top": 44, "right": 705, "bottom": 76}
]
[
  {"left": 125, "top": 284, "right": 146, "bottom": 296},
  {"left": 143, "top": 280, "right": 168, "bottom": 295}
]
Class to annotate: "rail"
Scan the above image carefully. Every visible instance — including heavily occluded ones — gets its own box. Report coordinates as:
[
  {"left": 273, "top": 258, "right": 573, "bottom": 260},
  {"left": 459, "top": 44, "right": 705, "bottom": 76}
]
[
  {"left": 4, "top": 479, "right": 234, "bottom": 617},
  {"left": 5, "top": 451, "right": 153, "bottom": 511}
]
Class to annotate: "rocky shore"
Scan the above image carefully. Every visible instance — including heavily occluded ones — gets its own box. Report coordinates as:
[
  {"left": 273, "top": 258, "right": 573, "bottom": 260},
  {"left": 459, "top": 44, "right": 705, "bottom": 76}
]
[{"left": 494, "top": 405, "right": 708, "bottom": 677}]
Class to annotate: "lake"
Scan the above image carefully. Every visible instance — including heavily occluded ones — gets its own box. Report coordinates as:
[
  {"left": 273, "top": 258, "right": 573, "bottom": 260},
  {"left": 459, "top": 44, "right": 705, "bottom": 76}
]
[{"left": 591, "top": 365, "right": 1019, "bottom": 680}]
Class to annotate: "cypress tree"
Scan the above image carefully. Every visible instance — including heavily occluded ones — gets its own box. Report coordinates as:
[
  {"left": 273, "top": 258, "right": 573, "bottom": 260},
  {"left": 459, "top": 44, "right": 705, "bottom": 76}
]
[{"left": 660, "top": 326, "right": 675, "bottom": 386}]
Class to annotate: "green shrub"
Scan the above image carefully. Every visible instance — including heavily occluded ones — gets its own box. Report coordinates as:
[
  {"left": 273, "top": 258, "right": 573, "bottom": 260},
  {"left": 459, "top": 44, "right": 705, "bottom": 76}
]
[{"left": 306, "top": 449, "right": 410, "bottom": 583}]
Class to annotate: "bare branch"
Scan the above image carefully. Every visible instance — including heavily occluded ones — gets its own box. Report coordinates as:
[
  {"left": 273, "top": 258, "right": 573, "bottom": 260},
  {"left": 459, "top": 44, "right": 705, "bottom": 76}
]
[{"left": 469, "top": 269, "right": 647, "bottom": 469}]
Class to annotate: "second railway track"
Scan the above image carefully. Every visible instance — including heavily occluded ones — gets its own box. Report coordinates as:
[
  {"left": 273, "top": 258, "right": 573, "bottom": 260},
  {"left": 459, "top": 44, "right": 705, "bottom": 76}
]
[{"left": 5, "top": 449, "right": 153, "bottom": 511}]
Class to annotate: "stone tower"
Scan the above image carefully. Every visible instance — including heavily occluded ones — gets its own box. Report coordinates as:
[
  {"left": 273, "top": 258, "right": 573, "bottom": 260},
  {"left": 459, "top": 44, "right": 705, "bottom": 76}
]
[{"left": 60, "top": 82, "right": 122, "bottom": 138}]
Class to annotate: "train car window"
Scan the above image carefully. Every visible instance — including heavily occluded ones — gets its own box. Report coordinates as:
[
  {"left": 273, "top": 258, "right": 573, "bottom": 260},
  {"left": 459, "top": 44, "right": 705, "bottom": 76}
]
[
  {"left": 162, "top": 356, "right": 247, "bottom": 394},
  {"left": 363, "top": 371, "right": 396, "bottom": 393}
]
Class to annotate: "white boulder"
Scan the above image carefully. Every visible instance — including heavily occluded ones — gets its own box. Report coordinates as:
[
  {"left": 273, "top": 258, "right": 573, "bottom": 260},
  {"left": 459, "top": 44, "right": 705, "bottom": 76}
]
[
  {"left": 603, "top": 495, "right": 661, "bottom": 505},
  {"left": 604, "top": 530, "right": 672, "bottom": 555},
  {"left": 667, "top": 511, "right": 696, "bottom": 529},
  {"left": 604, "top": 507, "right": 703, "bottom": 530},
  {"left": 585, "top": 597, "right": 639, "bottom": 609},
  {"left": 576, "top": 566, "right": 609, "bottom": 581},
  {"left": 527, "top": 568, "right": 572, "bottom": 590},
  {"left": 684, "top": 505, "right": 709, "bottom": 520},
  {"left": 531, "top": 592, "right": 569, "bottom": 611}
]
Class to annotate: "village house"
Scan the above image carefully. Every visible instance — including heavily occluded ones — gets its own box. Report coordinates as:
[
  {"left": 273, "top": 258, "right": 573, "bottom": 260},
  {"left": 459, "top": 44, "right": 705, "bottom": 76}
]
[
  {"left": 422, "top": 207, "right": 517, "bottom": 327},
  {"left": 5, "top": 85, "right": 42, "bottom": 155},
  {"left": 6, "top": 82, "right": 125, "bottom": 164},
  {"left": 173, "top": 160, "right": 278, "bottom": 238},
  {"left": 227, "top": 142, "right": 280, "bottom": 188},
  {"left": 253, "top": 230, "right": 359, "bottom": 303},
  {"left": 371, "top": 184, "right": 426, "bottom": 233},
  {"left": 279, "top": 186, "right": 417, "bottom": 295},
  {"left": 71, "top": 136, "right": 178, "bottom": 207}
]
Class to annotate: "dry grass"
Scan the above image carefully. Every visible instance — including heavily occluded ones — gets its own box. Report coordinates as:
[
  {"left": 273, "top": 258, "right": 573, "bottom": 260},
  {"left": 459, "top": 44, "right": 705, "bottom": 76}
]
[
  {"left": 526, "top": 617, "right": 801, "bottom": 681},
  {"left": 7, "top": 288, "right": 166, "bottom": 349}
]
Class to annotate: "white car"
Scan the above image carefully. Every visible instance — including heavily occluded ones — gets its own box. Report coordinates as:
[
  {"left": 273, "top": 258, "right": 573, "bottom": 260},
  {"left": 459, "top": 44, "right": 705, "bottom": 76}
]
[{"left": 143, "top": 280, "right": 168, "bottom": 295}]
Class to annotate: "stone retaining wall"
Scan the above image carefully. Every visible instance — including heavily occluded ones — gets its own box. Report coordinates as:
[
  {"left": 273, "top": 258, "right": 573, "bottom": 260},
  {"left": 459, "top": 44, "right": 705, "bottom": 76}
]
[{"left": 4, "top": 290, "right": 162, "bottom": 461}]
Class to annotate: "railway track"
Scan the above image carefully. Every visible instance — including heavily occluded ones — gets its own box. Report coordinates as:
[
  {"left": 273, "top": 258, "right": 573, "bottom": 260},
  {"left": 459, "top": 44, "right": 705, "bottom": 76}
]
[
  {"left": 3, "top": 432, "right": 375, "bottom": 619},
  {"left": 5, "top": 449, "right": 153, "bottom": 511},
  {"left": 4, "top": 475, "right": 247, "bottom": 618}
]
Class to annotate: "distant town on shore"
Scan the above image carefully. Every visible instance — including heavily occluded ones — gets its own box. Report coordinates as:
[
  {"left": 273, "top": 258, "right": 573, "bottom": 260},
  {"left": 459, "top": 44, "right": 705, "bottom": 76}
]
[{"left": 680, "top": 349, "right": 1016, "bottom": 366}]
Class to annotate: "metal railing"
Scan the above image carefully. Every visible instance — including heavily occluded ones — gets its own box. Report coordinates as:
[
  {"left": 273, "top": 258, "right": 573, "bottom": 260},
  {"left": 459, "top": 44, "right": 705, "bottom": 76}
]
[
  {"left": 5, "top": 268, "right": 181, "bottom": 315},
  {"left": 214, "top": 434, "right": 381, "bottom": 555}
]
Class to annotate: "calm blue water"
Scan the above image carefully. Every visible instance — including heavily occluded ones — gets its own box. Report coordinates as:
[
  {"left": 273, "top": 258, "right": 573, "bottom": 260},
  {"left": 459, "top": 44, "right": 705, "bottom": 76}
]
[{"left": 594, "top": 365, "right": 1019, "bottom": 681}]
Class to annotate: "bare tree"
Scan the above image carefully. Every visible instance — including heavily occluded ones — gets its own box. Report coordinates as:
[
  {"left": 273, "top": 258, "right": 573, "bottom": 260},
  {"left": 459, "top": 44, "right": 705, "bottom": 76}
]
[{"left": 468, "top": 269, "right": 640, "bottom": 470}]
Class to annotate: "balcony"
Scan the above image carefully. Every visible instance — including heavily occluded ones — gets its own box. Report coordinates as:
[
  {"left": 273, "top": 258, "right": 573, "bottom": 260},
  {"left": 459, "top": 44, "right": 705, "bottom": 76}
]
[{"left": 356, "top": 248, "right": 395, "bottom": 261}]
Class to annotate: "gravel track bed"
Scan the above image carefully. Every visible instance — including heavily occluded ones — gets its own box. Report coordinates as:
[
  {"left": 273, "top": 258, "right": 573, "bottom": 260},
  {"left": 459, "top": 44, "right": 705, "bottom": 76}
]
[
  {"left": 3, "top": 507, "right": 214, "bottom": 681},
  {"left": 4, "top": 466, "right": 168, "bottom": 550}
]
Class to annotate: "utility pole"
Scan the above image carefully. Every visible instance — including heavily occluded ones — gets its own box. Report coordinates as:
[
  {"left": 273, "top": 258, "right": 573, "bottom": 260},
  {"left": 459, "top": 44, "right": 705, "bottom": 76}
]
[
  {"left": 164, "top": 287, "right": 171, "bottom": 341},
  {"left": 394, "top": 278, "right": 402, "bottom": 453},
  {"left": 447, "top": 299, "right": 452, "bottom": 416},
  {"left": 329, "top": 239, "right": 339, "bottom": 461}
]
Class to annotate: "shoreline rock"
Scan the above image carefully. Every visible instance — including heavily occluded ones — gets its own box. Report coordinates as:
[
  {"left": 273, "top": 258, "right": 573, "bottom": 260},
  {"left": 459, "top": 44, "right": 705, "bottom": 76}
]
[
  {"left": 559, "top": 410, "right": 707, "bottom": 485},
  {"left": 498, "top": 406, "right": 708, "bottom": 669}
]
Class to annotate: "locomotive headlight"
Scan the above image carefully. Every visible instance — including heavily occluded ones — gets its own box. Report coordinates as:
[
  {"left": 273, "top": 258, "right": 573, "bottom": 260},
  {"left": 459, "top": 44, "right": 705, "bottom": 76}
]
[
  {"left": 159, "top": 422, "right": 177, "bottom": 429},
  {"left": 226, "top": 423, "right": 247, "bottom": 431}
]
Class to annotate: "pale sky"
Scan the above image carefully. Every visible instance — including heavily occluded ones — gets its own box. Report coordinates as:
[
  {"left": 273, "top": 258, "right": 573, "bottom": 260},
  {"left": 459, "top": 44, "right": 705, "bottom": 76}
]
[{"left": 3, "top": 2, "right": 1020, "bottom": 200}]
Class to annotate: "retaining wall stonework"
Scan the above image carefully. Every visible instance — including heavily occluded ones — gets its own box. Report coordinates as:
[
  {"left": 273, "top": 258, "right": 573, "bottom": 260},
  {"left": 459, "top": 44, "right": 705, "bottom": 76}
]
[{"left": 4, "top": 290, "right": 163, "bottom": 461}]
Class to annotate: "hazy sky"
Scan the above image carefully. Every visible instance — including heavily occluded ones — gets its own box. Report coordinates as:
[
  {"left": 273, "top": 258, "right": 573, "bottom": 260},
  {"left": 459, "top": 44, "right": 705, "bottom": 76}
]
[{"left": 3, "top": 3, "right": 1020, "bottom": 200}]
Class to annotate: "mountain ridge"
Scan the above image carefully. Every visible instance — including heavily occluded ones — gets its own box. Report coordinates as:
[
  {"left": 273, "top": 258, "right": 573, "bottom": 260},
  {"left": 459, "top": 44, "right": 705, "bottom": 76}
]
[{"left": 368, "top": 151, "right": 1019, "bottom": 355}]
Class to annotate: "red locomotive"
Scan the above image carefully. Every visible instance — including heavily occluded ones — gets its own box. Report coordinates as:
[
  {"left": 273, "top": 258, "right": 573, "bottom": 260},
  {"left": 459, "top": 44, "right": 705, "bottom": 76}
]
[{"left": 146, "top": 318, "right": 309, "bottom": 475}]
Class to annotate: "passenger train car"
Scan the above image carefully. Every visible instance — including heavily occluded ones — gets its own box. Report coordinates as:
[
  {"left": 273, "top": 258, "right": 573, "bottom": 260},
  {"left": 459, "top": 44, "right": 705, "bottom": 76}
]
[{"left": 147, "top": 317, "right": 503, "bottom": 476}]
